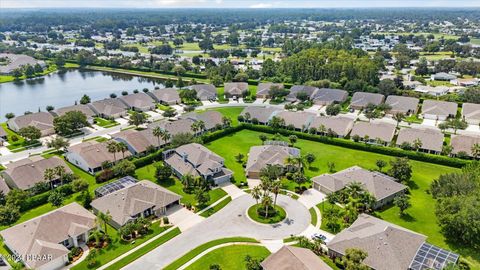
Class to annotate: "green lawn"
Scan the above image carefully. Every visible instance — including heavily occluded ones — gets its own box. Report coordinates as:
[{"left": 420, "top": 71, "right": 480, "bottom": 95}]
[
  {"left": 0, "top": 62, "right": 59, "bottom": 84},
  {"left": 105, "top": 227, "right": 181, "bottom": 270},
  {"left": 72, "top": 224, "right": 172, "bottom": 270},
  {"left": 94, "top": 117, "right": 119, "bottom": 128},
  {"left": 204, "top": 129, "right": 478, "bottom": 268},
  {"left": 199, "top": 196, "right": 232, "bottom": 217},
  {"left": 135, "top": 162, "right": 227, "bottom": 210},
  {"left": 0, "top": 123, "right": 40, "bottom": 151},
  {"left": 309, "top": 207, "right": 318, "bottom": 227},
  {"left": 164, "top": 237, "right": 259, "bottom": 270},
  {"left": 185, "top": 244, "right": 270, "bottom": 270}
]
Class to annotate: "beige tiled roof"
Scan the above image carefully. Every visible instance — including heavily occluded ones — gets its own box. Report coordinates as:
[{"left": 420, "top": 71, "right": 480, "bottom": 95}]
[
  {"left": 351, "top": 92, "right": 385, "bottom": 107},
  {"left": 257, "top": 83, "right": 284, "bottom": 96},
  {"left": 311, "top": 88, "right": 348, "bottom": 104},
  {"left": 67, "top": 141, "right": 131, "bottom": 169},
  {"left": 310, "top": 116, "right": 354, "bottom": 137},
  {"left": 450, "top": 134, "right": 480, "bottom": 156},
  {"left": 90, "top": 98, "right": 128, "bottom": 117},
  {"left": 9, "top": 112, "right": 54, "bottom": 132},
  {"left": 2, "top": 156, "right": 73, "bottom": 190},
  {"left": 421, "top": 100, "right": 458, "bottom": 117},
  {"left": 0, "top": 125, "right": 7, "bottom": 137},
  {"left": 287, "top": 85, "right": 318, "bottom": 101},
  {"left": 191, "top": 84, "right": 217, "bottom": 100},
  {"left": 385, "top": 95, "right": 419, "bottom": 114},
  {"left": 91, "top": 180, "right": 181, "bottom": 226},
  {"left": 150, "top": 88, "right": 181, "bottom": 103},
  {"left": 112, "top": 129, "right": 159, "bottom": 153},
  {"left": 328, "top": 214, "right": 426, "bottom": 270},
  {"left": 224, "top": 82, "right": 248, "bottom": 96},
  {"left": 148, "top": 118, "right": 195, "bottom": 136},
  {"left": 54, "top": 104, "right": 96, "bottom": 118},
  {"left": 261, "top": 246, "right": 332, "bottom": 270},
  {"left": 0, "top": 177, "right": 11, "bottom": 195},
  {"left": 396, "top": 128, "right": 444, "bottom": 152},
  {"left": 276, "top": 111, "right": 316, "bottom": 130},
  {"left": 119, "top": 93, "right": 156, "bottom": 109},
  {"left": 350, "top": 121, "right": 396, "bottom": 143},
  {"left": 462, "top": 103, "right": 480, "bottom": 121},
  {"left": 180, "top": 111, "right": 223, "bottom": 130},
  {"left": 240, "top": 106, "right": 281, "bottom": 123},
  {"left": 0, "top": 203, "right": 96, "bottom": 269},
  {"left": 246, "top": 145, "right": 300, "bottom": 175},
  {"left": 312, "top": 166, "right": 406, "bottom": 200}
]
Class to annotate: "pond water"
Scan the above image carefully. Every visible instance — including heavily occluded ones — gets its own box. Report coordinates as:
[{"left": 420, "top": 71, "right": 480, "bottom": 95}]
[{"left": 0, "top": 69, "right": 165, "bottom": 121}]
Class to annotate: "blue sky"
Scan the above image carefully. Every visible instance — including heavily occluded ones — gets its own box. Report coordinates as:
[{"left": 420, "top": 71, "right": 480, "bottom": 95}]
[{"left": 2, "top": 0, "right": 479, "bottom": 8}]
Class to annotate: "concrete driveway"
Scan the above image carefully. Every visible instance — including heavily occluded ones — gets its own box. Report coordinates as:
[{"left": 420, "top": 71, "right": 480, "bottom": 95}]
[
  {"left": 123, "top": 194, "right": 310, "bottom": 270},
  {"left": 298, "top": 189, "right": 326, "bottom": 209}
]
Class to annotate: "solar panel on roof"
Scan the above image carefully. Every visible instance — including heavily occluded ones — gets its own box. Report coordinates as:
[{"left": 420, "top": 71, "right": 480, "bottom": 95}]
[
  {"left": 95, "top": 176, "right": 138, "bottom": 197},
  {"left": 410, "top": 243, "right": 459, "bottom": 270}
]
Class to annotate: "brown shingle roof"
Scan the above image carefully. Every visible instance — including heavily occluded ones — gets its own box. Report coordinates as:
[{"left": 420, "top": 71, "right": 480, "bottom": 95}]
[
  {"left": 90, "top": 98, "right": 128, "bottom": 117},
  {"left": 351, "top": 92, "right": 385, "bottom": 108},
  {"left": 328, "top": 214, "right": 426, "bottom": 270},
  {"left": 2, "top": 156, "right": 73, "bottom": 190},
  {"left": 350, "top": 121, "right": 396, "bottom": 143},
  {"left": 119, "top": 93, "right": 156, "bottom": 109},
  {"left": 54, "top": 104, "right": 96, "bottom": 118},
  {"left": 421, "top": 100, "right": 458, "bottom": 117},
  {"left": 148, "top": 118, "right": 195, "bottom": 136},
  {"left": 257, "top": 83, "right": 284, "bottom": 97},
  {"left": 9, "top": 112, "right": 54, "bottom": 133},
  {"left": 312, "top": 166, "right": 406, "bottom": 200},
  {"left": 91, "top": 180, "right": 181, "bottom": 227},
  {"left": 261, "top": 246, "right": 332, "bottom": 270},
  {"left": 462, "top": 103, "right": 480, "bottom": 122},
  {"left": 385, "top": 95, "right": 419, "bottom": 114},
  {"left": 450, "top": 134, "right": 480, "bottom": 156},
  {"left": 224, "top": 82, "right": 248, "bottom": 96},
  {"left": 310, "top": 116, "right": 354, "bottom": 137},
  {"left": 246, "top": 145, "right": 300, "bottom": 176},
  {"left": 112, "top": 129, "right": 159, "bottom": 153},
  {"left": 311, "top": 88, "right": 348, "bottom": 104},
  {"left": 0, "top": 203, "right": 96, "bottom": 269},
  {"left": 240, "top": 106, "right": 281, "bottom": 123},
  {"left": 191, "top": 84, "right": 217, "bottom": 100},
  {"left": 67, "top": 141, "right": 131, "bottom": 169},
  {"left": 276, "top": 111, "right": 316, "bottom": 130},
  {"left": 150, "top": 88, "right": 181, "bottom": 104},
  {"left": 180, "top": 111, "right": 223, "bottom": 130}
]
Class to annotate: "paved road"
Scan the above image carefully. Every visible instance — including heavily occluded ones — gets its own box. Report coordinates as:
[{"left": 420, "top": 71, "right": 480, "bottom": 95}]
[{"left": 123, "top": 194, "right": 310, "bottom": 270}]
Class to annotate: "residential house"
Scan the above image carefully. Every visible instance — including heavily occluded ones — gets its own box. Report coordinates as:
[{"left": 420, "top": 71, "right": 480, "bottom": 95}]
[
  {"left": 261, "top": 246, "right": 333, "bottom": 270},
  {"left": 119, "top": 93, "right": 156, "bottom": 112},
  {"left": 0, "top": 178, "right": 11, "bottom": 195},
  {"left": 414, "top": 85, "right": 450, "bottom": 97},
  {"left": 0, "top": 125, "right": 7, "bottom": 144},
  {"left": 240, "top": 106, "right": 280, "bottom": 125},
  {"left": 450, "top": 134, "right": 480, "bottom": 157},
  {"left": 462, "top": 103, "right": 480, "bottom": 125},
  {"left": 52, "top": 104, "right": 96, "bottom": 124},
  {"left": 431, "top": 72, "right": 457, "bottom": 81},
  {"left": 286, "top": 85, "right": 318, "bottom": 102},
  {"left": 245, "top": 144, "right": 300, "bottom": 179},
  {"left": 276, "top": 111, "right": 316, "bottom": 131},
  {"left": 311, "top": 88, "right": 348, "bottom": 106},
  {"left": 148, "top": 88, "right": 181, "bottom": 105},
  {"left": 327, "top": 214, "right": 459, "bottom": 270},
  {"left": 65, "top": 141, "right": 131, "bottom": 174},
  {"left": 0, "top": 53, "right": 45, "bottom": 74},
  {"left": 1, "top": 156, "right": 73, "bottom": 191},
  {"left": 350, "top": 121, "right": 396, "bottom": 145},
  {"left": 112, "top": 129, "right": 160, "bottom": 155},
  {"left": 350, "top": 92, "right": 385, "bottom": 110},
  {"left": 179, "top": 111, "right": 224, "bottom": 131},
  {"left": 191, "top": 84, "right": 217, "bottom": 101},
  {"left": 91, "top": 179, "right": 181, "bottom": 229},
  {"left": 421, "top": 100, "right": 458, "bottom": 120},
  {"left": 89, "top": 98, "right": 128, "bottom": 119},
  {"left": 256, "top": 83, "right": 284, "bottom": 99},
  {"left": 312, "top": 166, "right": 406, "bottom": 209},
  {"left": 450, "top": 78, "right": 479, "bottom": 87},
  {"left": 309, "top": 116, "right": 354, "bottom": 138},
  {"left": 0, "top": 203, "right": 96, "bottom": 270},
  {"left": 224, "top": 82, "right": 248, "bottom": 98},
  {"left": 396, "top": 128, "right": 444, "bottom": 154},
  {"left": 164, "top": 143, "right": 233, "bottom": 185},
  {"left": 385, "top": 95, "right": 419, "bottom": 115},
  {"left": 148, "top": 118, "right": 196, "bottom": 137},
  {"left": 7, "top": 112, "right": 55, "bottom": 137}
]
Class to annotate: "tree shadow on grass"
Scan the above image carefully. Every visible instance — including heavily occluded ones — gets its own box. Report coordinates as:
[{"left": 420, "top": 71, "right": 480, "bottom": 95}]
[
  {"left": 399, "top": 213, "right": 416, "bottom": 222},
  {"left": 308, "top": 166, "right": 319, "bottom": 172},
  {"left": 158, "top": 177, "right": 176, "bottom": 188}
]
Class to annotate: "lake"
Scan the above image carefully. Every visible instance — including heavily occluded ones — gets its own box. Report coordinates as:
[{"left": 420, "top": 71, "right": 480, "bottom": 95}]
[{"left": 0, "top": 69, "right": 165, "bottom": 121}]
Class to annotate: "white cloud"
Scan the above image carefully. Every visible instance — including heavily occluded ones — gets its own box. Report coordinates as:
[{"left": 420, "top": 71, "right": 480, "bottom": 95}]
[{"left": 250, "top": 3, "right": 273, "bottom": 8}]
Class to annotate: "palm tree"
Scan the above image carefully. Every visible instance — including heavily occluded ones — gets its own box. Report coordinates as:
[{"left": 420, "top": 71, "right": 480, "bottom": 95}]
[
  {"left": 261, "top": 195, "right": 273, "bottom": 218},
  {"left": 97, "top": 211, "right": 112, "bottom": 234},
  {"left": 251, "top": 186, "right": 262, "bottom": 205},
  {"left": 318, "top": 124, "right": 326, "bottom": 135},
  {"left": 117, "top": 142, "right": 128, "bottom": 158},
  {"left": 190, "top": 122, "right": 200, "bottom": 134},
  {"left": 412, "top": 138, "right": 423, "bottom": 151},
  {"left": 471, "top": 143, "right": 480, "bottom": 159},
  {"left": 181, "top": 174, "right": 194, "bottom": 190},
  {"left": 344, "top": 182, "right": 364, "bottom": 199},
  {"left": 43, "top": 167, "right": 56, "bottom": 190},
  {"left": 244, "top": 112, "right": 251, "bottom": 122},
  {"left": 53, "top": 165, "right": 66, "bottom": 186},
  {"left": 90, "top": 226, "right": 103, "bottom": 248},
  {"left": 152, "top": 126, "right": 163, "bottom": 147},
  {"left": 106, "top": 140, "right": 119, "bottom": 163},
  {"left": 270, "top": 181, "right": 281, "bottom": 207},
  {"left": 294, "top": 156, "right": 306, "bottom": 173},
  {"left": 196, "top": 120, "right": 206, "bottom": 134},
  {"left": 393, "top": 112, "right": 405, "bottom": 127},
  {"left": 222, "top": 116, "right": 231, "bottom": 127}
]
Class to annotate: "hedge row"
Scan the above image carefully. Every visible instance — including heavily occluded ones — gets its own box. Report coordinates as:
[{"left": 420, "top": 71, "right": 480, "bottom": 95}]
[
  {"left": 201, "top": 125, "right": 244, "bottom": 143},
  {"left": 239, "top": 123, "right": 469, "bottom": 168},
  {"left": 20, "top": 184, "right": 74, "bottom": 212}
]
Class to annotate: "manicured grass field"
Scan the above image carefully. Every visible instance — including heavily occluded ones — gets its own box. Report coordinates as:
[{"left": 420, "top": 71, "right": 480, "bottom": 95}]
[
  {"left": 105, "top": 227, "right": 181, "bottom": 270},
  {"left": 205, "top": 129, "right": 478, "bottom": 268},
  {"left": 0, "top": 123, "right": 39, "bottom": 151},
  {"left": 72, "top": 224, "right": 172, "bottom": 270},
  {"left": 205, "top": 106, "right": 245, "bottom": 126},
  {"left": 135, "top": 162, "right": 228, "bottom": 210},
  {"left": 309, "top": 207, "right": 318, "bottom": 226},
  {"left": 94, "top": 117, "right": 119, "bottom": 128},
  {"left": 199, "top": 196, "right": 232, "bottom": 217},
  {"left": 247, "top": 204, "right": 287, "bottom": 224},
  {"left": 164, "top": 237, "right": 259, "bottom": 270},
  {"left": 185, "top": 244, "right": 270, "bottom": 270}
]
